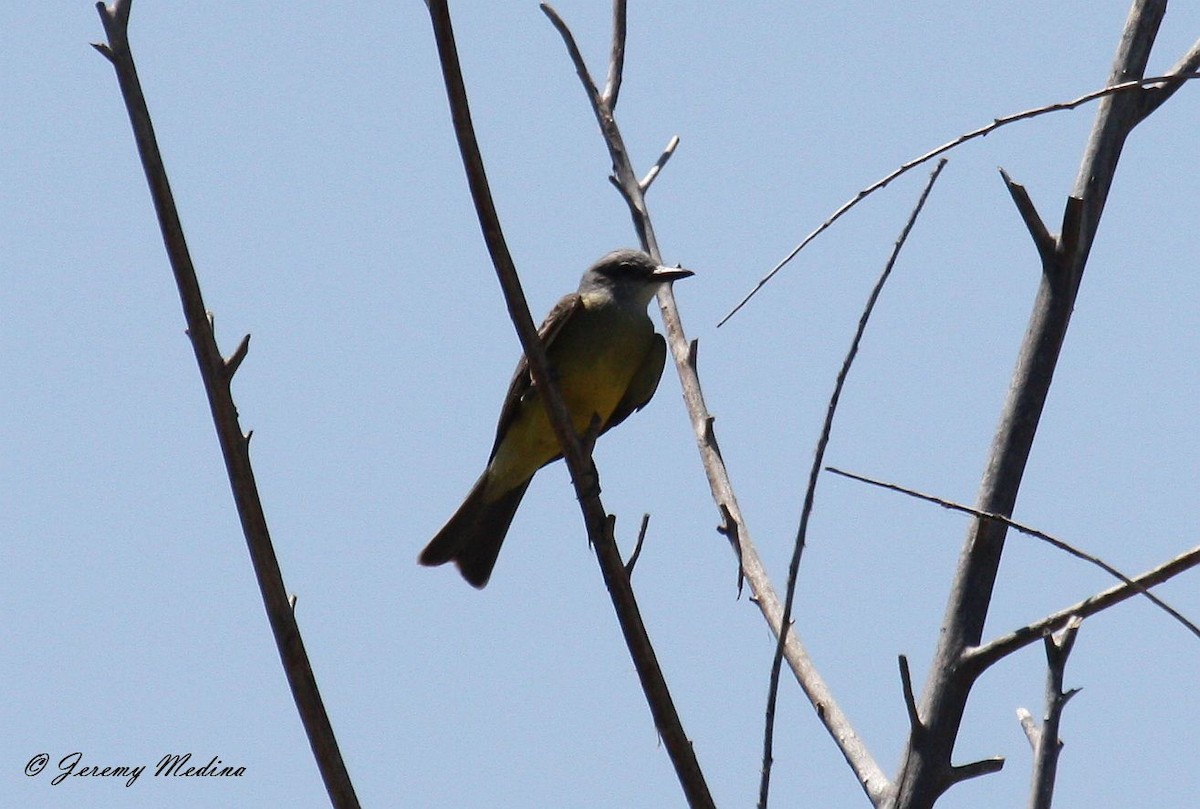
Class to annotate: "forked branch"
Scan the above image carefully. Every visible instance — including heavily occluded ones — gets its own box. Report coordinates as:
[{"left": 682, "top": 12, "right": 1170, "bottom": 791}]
[
  {"left": 890, "top": 5, "right": 1182, "bottom": 805},
  {"left": 1024, "top": 617, "right": 1083, "bottom": 809}
]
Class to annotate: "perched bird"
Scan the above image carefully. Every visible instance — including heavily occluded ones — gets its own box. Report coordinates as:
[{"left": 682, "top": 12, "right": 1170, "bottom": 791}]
[{"left": 419, "top": 249, "right": 693, "bottom": 587}]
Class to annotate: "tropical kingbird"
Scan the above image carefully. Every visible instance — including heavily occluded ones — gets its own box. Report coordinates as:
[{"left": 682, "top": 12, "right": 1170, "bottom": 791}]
[{"left": 419, "top": 249, "right": 693, "bottom": 587}]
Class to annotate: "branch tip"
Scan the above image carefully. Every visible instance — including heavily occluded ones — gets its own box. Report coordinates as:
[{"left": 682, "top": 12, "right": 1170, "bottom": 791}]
[
  {"left": 624, "top": 513, "right": 650, "bottom": 577},
  {"left": 225, "top": 334, "right": 251, "bottom": 379},
  {"left": 601, "top": 0, "right": 628, "bottom": 109},
  {"left": 91, "top": 41, "right": 116, "bottom": 62},
  {"left": 1017, "top": 707, "right": 1040, "bottom": 749},
  {"left": 827, "top": 466, "right": 1200, "bottom": 643},
  {"left": 640, "top": 135, "right": 680, "bottom": 191},
  {"left": 999, "top": 168, "right": 1056, "bottom": 261},
  {"left": 722, "top": 72, "right": 1200, "bottom": 323},
  {"left": 899, "top": 655, "right": 923, "bottom": 732},
  {"left": 949, "top": 757, "right": 1005, "bottom": 784}
]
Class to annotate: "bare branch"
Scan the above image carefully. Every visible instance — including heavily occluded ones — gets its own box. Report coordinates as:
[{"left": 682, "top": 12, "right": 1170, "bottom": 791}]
[
  {"left": 968, "top": 544, "right": 1200, "bottom": 671},
  {"left": 999, "top": 169, "right": 1056, "bottom": 262},
  {"left": 426, "top": 4, "right": 713, "bottom": 806},
  {"left": 545, "top": 3, "right": 892, "bottom": 802},
  {"left": 540, "top": 2, "right": 653, "bottom": 249},
  {"left": 760, "top": 159, "right": 947, "bottom": 807},
  {"left": 625, "top": 513, "right": 650, "bottom": 577},
  {"left": 94, "top": 2, "right": 359, "bottom": 806},
  {"left": 540, "top": 4, "right": 602, "bottom": 104},
  {"left": 948, "top": 757, "right": 1006, "bottom": 785},
  {"left": 826, "top": 467, "right": 1200, "bottom": 640},
  {"left": 899, "top": 655, "right": 923, "bottom": 733},
  {"left": 641, "top": 135, "right": 681, "bottom": 192},
  {"left": 602, "top": 0, "right": 627, "bottom": 108},
  {"left": 1026, "top": 616, "right": 1083, "bottom": 809},
  {"left": 890, "top": 6, "right": 1179, "bottom": 804},
  {"left": 719, "top": 70, "right": 1200, "bottom": 326},
  {"left": 224, "top": 333, "right": 251, "bottom": 379}
]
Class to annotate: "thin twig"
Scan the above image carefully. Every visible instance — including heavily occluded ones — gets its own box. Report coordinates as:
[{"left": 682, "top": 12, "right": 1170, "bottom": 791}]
[
  {"left": 93, "top": 3, "right": 359, "bottom": 806},
  {"left": 826, "top": 466, "right": 1200, "bottom": 640},
  {"left": 625, "top": 513, "right": 651, "bottom": 577},
  {"left": 425, "top": 4, "right": 713, "bottom": 807},
  {"left": 224, "top": 333, "right": 251, "bottom": 379},
  {"left": 718, "top": 70, "right": 1200, "bottom": 326},
  {"left": 968, "top": 544, "right": 1200, "bottom": 671},
  {"left": 641, "top": 135, "right": 680, "bottom": 192},
  {"left": 758, "top": 159, "right": 947, "bottom": 809}
]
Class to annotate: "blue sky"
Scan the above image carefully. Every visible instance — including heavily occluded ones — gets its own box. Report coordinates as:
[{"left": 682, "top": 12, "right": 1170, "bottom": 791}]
[{"left": 6, "top": 3, "right": 1199, "bottom": 807}]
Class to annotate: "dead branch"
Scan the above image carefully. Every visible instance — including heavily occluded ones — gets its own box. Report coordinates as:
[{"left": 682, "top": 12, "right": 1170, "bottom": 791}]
[
  {"left": 890, "top": 4, "right": 1180, "bottom": 806},
  {"left": 1024, "top": 617, "right": 1083, "bottom": 809},
  {"left": 967, "top": 544, "right": 1200, "bottom": 671},
  {"left": 93, "top": 2, "right": 358, "bottom": 806}
]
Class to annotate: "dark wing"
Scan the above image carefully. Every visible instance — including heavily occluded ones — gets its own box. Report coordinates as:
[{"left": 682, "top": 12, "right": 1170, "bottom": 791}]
[
  {"left": 603, "top": 332, "right": 667, "bottom": 434},
  {"left": 487, "top": 292, "right": 584, "bottom": 460}
]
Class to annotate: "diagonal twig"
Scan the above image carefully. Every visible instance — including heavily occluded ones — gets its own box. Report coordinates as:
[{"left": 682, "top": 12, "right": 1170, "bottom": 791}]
[
  {"left": 718, "top": 70, "right": 1200, "bottom": 327},
  {"left": 93, "top": 3, "right": 359, "bottom": 806},
  {"left": 826, "top": 467, "right": 1200, "bottom": 640},
  {"left": 624, "top": 513, "right": 651, "bottom": 577},
  {"left": 641, "top": 135, "right": 680, "bottom": 192}
]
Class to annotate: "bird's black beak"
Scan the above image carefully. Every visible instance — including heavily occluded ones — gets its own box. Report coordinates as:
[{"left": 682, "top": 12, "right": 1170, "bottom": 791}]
[{"left": 653, "top": 265, "right": 694, "bottom": 283}]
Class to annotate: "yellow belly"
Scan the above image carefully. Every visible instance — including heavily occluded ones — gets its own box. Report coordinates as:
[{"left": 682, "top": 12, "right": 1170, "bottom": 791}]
[{"left": 484, "top": 308, "right": 652, "bottom": 498}]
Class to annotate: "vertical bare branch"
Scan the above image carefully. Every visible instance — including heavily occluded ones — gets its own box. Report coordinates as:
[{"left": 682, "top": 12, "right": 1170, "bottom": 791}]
[
  {"left": 602, "top": 0, "right": 627, "bottom": 107},
  {"left": 1025, "top": 617, "right": 1083, "bottom": 809},
  {"left": 890, "top": 4, "right": 1172, "bottom": 807},
  {"left": 424, "top": 4, "right": 713, "bottom": 807},
  {"left": 93, "top": 3, "right": 359, "bottom": 806}
]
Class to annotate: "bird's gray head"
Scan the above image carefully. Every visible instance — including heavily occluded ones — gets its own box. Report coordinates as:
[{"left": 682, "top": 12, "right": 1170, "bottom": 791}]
[{"left": 579, "top": 249, "right": 694, "bottom": 307}]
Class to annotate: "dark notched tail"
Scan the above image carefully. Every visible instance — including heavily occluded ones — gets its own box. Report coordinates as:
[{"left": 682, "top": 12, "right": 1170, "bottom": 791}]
[{"left": 418, "top": 473, "right": 531, "bottom": 588}]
